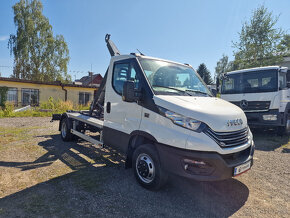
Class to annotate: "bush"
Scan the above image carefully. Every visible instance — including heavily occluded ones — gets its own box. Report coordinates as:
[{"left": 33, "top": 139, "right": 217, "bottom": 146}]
[
  {"left": 0, "top": 97, "right": 90, "bottom": 118},
  {"left": 0, "top": 86, "right": 8, "bottom": 108},
  {"left": 76, "top": 103, "right": 90, "bottom": 111},
  {"left": 3, "top": 102, "right": 15, "bottom": 117},
  {"left": 39, "top": 97, "right": 74, "bottom": 112},
  {"left": 40, "top": 96, "right": 55, "bottom": 110},
  {"left": 54, "top": 100, "right": 74, "bottom": 112}
]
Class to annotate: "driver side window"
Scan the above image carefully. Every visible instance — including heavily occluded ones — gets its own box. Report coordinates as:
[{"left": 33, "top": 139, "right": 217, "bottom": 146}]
[{"left": 112, "top": 62, "right": 140, "bottom": 95}]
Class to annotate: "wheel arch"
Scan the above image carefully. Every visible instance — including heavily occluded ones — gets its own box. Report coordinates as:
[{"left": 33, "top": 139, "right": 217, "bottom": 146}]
[
  {"left": 284, "top": 102, "right": 290, "bottom": 117},
  {"left": 125, "top": 131, "right": 158, "bottom": 168},
  {"left": 59, "top": 113, "right": 69, "bottom": 131}
]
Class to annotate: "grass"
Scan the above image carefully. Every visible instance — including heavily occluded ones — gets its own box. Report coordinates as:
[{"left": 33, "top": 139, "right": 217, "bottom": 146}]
[
  {"left": 0, "top": 118, "right": 110, "bottom": 217},
  {"left": 0, "top": 126, "right": 41, "bottom": 145},
  {"left": 0, "top": 97, "right": 90, "bottom": 118},
  {"left": 71, "top": 168, "right": 106, "bottom": 193}
]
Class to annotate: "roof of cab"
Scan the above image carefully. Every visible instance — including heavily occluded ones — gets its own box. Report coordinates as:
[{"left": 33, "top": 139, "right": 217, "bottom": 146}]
[
  {"left": 226, "top": 66, "right": 281, "bottom": 75},
  {"left": 112, "top": 53, "right": 190, "bottom": 68}
]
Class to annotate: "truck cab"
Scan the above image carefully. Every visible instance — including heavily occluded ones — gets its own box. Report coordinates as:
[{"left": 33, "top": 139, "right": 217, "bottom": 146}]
[
  {"left": 220, "top": 66, "right": 290, "bottom": 134},
  {"left": 56, "top": 35, "right": 254, "bottom": 190}
]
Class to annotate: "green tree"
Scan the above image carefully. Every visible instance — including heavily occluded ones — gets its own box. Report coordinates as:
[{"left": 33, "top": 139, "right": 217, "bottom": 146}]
[
  {"left": 8, "top": 0, "right": 71, "bottom": 82},
  {"left": 232, "top": 5, "right": 285, "bottom": 69},
  {"left": 0, "top": 87, "right": 8, "bottom": 107},
  {"left": 215, "top": 54, "right": 230, "bottom": 79},
  {"left": 196, "top": 63, "right": 213, "bottom": 85},
  {"left": 278, "top": 34, "right": 290, "bottom": 56}
]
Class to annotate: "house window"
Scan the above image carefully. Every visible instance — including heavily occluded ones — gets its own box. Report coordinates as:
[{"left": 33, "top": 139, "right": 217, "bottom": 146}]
[
  {"left": 0, "top": 87, "right": 18, "bottom": 106},
  {"left": 22, "top": 89, "right": 39, "bottom": 106},
  {"left": 7, "top": 88, "right": 18, "bottom": 105},
  {"left": 79, "top": 92, "right": 91, "bottom": 105}
]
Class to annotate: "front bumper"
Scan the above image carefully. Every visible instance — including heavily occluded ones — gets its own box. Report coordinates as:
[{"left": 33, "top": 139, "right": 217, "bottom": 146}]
[
  {"left": 156, "top": 142, "right": 254, "bottom": 181},
  {"left": 246, "top": 109, "right": 283, "bottom": 127}
]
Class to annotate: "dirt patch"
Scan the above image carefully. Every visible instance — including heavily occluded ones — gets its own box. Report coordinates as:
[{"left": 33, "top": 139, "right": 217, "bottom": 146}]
[{"left": 0, "top": 117, "right": 289, "bottom": 217}]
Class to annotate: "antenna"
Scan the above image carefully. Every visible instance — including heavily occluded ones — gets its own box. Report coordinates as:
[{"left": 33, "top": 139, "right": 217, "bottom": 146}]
[{"left": 136, "top": 49, "right": 145, "bottom": 56}]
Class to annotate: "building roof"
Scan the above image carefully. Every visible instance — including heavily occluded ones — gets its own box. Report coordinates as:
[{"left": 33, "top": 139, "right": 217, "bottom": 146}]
[
  {"left": 75, "top": 74, "right": 103, "bottom": 86},
  {"left": 0, "top": 77, "right": 97, "bottom": 89}
]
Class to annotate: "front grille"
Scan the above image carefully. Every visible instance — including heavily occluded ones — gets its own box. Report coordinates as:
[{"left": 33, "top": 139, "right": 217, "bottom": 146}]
[
  {"left": 204, "top": 127, "right": 249, "bottom": 148},
  {"left": 231, "top": 101, "right": 270, "bottom": 111},
  {"left": 222, "top": 146, "right": 251, "bottom": 165}
]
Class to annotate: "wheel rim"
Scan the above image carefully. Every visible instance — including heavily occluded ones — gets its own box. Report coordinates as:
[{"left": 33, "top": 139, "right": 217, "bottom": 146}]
[
  {"left": 286, "top": 119, "right": 290, "bottom": 134},
  {"left": 61, "top": 121, "right": 67, "bottom": 138},
  {"left": 136, "top": 153, "right": 155, "bottom": 183}
]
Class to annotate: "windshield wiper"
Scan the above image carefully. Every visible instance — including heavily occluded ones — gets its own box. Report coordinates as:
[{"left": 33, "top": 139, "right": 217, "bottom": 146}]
[
  {"left": 185, "top": 89, "right": 211, "bottom": 96},
  {"left": 152, "top": 85, "right": 192, "bottom": 96}
]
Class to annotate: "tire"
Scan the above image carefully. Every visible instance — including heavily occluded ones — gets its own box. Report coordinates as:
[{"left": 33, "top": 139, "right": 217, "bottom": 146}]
[
  {"left": 132, "top": 144, "right": 168, "bottom": 191},
  {"left": 277, "top": 116, "right": 290, "bottom": 136},
  {"left": 60, "top": 118, "right": 73, "bottom": 141}
]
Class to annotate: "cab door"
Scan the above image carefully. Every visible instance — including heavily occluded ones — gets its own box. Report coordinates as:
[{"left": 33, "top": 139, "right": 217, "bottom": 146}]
[{"left": 103, "top": 58, "right": 143, "bottom": 152}]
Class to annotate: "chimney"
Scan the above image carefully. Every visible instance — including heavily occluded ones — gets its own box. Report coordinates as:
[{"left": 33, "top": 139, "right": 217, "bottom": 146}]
[{"left": 88, "top": 71, "right": 93, "bottom": 86}]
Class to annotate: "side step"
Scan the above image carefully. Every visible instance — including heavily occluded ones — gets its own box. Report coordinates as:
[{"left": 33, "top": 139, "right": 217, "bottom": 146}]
[{"left": 71, "top": 129, "right": 103, "bottom": 146}]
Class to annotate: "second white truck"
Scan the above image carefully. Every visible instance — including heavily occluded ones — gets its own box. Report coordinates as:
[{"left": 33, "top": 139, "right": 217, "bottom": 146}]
[
  {"left": 220, "top": 66, "right": 290, "bottom": 135},
  {"left": 53, "top": 35, "right": 254, "bottom": 190}
]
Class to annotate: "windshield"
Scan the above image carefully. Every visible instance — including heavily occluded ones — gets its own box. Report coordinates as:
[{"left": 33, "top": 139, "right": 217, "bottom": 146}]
[
  {"left": 138, "top": 58, "right": 211, "bottom": 96},
  {"left": 221, "top": 69, "right": 278, "bottom": 94}
]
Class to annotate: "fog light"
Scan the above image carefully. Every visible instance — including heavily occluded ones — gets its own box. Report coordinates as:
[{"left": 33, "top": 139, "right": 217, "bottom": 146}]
[
  {"left": 184, "top": 159, "right": 206, "bottom": 165},
  {"left": 182, "top": 158, "right": 214, "bottom": 175},
  {"left": 263, "top": 114, "right": 277, "bottom": 121}
]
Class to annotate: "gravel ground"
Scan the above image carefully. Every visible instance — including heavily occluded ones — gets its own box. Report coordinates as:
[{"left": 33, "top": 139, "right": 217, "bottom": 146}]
[{"left": 0, "top": 117, "right": 289, "bottom": 217}]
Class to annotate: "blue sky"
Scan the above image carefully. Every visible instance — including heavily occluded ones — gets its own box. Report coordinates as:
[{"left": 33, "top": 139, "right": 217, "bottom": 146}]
[{"left": 0, "top": 0, "right": 289, "bottom": 80}]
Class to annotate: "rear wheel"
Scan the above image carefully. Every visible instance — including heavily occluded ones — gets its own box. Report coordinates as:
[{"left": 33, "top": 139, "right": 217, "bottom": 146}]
[
  {"left": 132, "top": 144, "right": 168, "bottom": 190},
  {"left": 60, "top": 118, "right": 73, "bottom": 141}
]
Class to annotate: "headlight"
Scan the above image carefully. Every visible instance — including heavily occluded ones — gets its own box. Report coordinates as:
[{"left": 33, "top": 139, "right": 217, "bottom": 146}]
[{"left": 158, "top": 106, "right": 203, "bottom": 131}]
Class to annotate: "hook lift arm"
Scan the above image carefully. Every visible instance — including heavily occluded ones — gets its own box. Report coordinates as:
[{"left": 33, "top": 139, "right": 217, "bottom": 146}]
[{"left": 105, "top": 34, "right": 120, "bottom": 57}]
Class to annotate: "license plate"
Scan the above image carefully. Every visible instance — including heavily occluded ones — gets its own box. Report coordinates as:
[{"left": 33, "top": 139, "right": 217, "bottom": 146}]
[{"left": 234, "top": 161, "right": 251, "bottom": 176}]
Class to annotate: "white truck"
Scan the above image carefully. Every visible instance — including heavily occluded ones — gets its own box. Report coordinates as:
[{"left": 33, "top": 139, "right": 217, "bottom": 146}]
[
  {"left": 220, "top": 66, "right": 290, "bottom": 135},
  {"left": 52, "top": 35, "right": 254, "bottom": 190}
]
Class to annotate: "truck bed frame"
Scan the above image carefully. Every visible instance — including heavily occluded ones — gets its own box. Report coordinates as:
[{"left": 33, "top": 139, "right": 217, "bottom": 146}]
[
  {"left": 66, "top": 112, "right": 104, "bottom": 146},
  {"left": 52, "top": 34, "right": 121, "bottom": 147}
]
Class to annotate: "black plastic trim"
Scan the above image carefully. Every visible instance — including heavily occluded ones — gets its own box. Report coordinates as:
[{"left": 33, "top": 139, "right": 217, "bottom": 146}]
[
  {"left": 103, "top": 126, "right": 130, "bottom": 153},
  {"left": 129, "top": 130, "right": 158, "bottom": 143},
  {"left": 155, "top": 142, "right": 254, "bottom": 181},
  {"left": 106, "top": 102, "right": 111, "bottom": 113},
  {"left": 245, "top": 109, "right": 283, "bottom": 127}
]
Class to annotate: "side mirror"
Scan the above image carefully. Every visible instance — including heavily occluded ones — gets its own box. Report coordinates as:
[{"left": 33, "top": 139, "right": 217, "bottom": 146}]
[
  {"left": 122, "top": 81, "right": 140, "bottom": 102},
  {"left": 216, "top": 77, "right": 220, "bottom": 93},
  {"left": 216, "top": 77, "right": 220, "bottom": 88},
  {"left": 211, "top": 88, "right": 217, "bottom": 97}
]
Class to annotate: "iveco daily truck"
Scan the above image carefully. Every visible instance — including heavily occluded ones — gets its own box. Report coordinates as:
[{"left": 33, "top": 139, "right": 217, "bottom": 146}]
[
  {"left": 220, "top": 66, "right": 290, "bottom": 135},
  {"left": 52, "top": 35, "right": 254, "bottom": 190}
]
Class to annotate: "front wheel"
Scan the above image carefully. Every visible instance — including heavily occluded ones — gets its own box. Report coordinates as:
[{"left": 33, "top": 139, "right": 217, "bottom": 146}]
[
  {"left": 278, "top": 116, "right": 290, "bottom": 136},
  {"left": 132, "top": 144, "right": 168, "bottom": 190}
]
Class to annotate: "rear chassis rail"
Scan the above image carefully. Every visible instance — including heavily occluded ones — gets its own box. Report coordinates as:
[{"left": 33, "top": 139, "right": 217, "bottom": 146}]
[{"left": 54, "top": 112, "right": 104, "bottom": 146}]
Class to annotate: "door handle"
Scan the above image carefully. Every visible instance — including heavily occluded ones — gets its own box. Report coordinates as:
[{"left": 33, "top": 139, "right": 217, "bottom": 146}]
[{"left": 106, "top": 102, "right": 111, "bottom": 113}]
